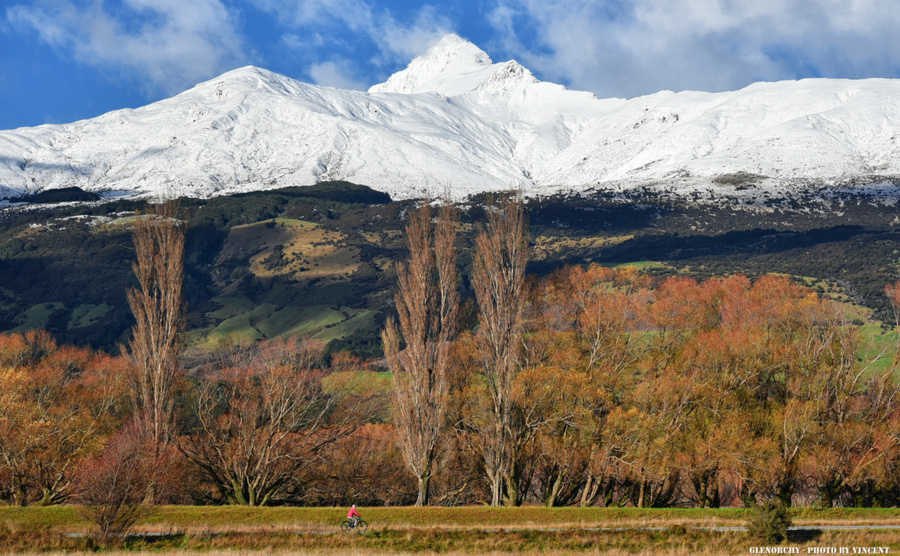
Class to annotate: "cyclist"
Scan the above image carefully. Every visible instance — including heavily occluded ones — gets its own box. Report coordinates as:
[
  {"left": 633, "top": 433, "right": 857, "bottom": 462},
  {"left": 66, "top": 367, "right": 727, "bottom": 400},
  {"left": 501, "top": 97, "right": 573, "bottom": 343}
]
[{"left": 347, "top": 504, "right": 362, "bottom": 528}]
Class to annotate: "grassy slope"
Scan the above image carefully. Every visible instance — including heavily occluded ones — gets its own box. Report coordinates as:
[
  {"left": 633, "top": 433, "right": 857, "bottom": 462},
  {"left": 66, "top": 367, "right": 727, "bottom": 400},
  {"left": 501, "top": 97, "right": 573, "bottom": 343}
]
[
  {"left": 858, "top": 322, "right": 900, "bottom": 377},
  {"left": 11, "top": 302, "right": 64, "bottom": 331},
  {"left": 186, "top": 216, "right": 383, "bottom": 350},
  {"left": 4, "top": 185, "right": 900, "bottom": 359}
]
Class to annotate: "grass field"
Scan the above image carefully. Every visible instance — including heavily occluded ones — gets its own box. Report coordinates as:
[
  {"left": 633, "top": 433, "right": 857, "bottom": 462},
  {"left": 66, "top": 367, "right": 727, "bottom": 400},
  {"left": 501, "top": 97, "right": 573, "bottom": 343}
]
[
  {"left": 3, "top": 505, "right": 900, "bottom": 555},
  {"left": 613, "top": 260, "right": 672, "bottom": 271},
  {"left": 181, "top": 216, "right": 382, "bottom": 350},
  {"left": 4, "top": 504, "right": 900, "bottom": 532},
  {"left": 188, "top": 304, "right": 376, "bottom": 350},
  {"left": 11, "top": 302, "right": 64, "bottom": 332},
  {"left": 65, "top": 303, "right": 112, "bottom": 330},
  {"left": 858, "top": 322, "right": 900, "bottom": 377},
  {"left": 220, "top": 218, "right": 360, "bottom": 283}
]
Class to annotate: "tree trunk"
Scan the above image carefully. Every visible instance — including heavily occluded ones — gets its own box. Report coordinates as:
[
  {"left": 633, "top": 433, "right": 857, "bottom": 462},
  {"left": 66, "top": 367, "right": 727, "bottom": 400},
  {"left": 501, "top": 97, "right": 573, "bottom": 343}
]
[
  {"left": 545, "top": 470, "right": 564, "bottom": 507},
  {"left": 505, "top": 458, "right": 524, "bottom": 506},
  {"left": 230, "top": 478, "right": 247, "bottom": 505},
  {"left": 692, "top": 471, "right": 719, "bottom": 508},
  {"left": 415, "top": 473, "right": 432, "bottom": 507},
  {"left": 579, "top": 473, "right": 594, "bottom": 507},
  {"left": 14, "top": 480, "right": 27, "bottom": 507},
  {"left": 817, "top": 478, "right": 844, "bottom": 508},
  {"left": 504, "top": 473, "right": 520, "bottom": 507},
  {"left": 775, "top": 480, "right": 793, "bottom": 508},
  {"left": 490, "top": 469, "right": 503, "bottom": 507},
  {"left": 709, "top": 477, "right": 721, "bottom": 508},
  {"left": 693, "top": 476, "right": 708, "bottom": 508},
  {"left": 38, "top": 487, "right": 63, "bottom": 507},
  {"left": 740, "top": 489, "right": 757, "bottom": 508}
]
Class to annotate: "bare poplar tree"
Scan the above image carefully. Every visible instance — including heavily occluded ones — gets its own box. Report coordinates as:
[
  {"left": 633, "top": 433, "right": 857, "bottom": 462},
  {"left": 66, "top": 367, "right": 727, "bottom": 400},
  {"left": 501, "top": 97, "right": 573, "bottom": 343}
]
[
  {"left": 127, "top": 201, "right": 186, "bottom": 451},
  {"left": 471, "top": 194, "right": 528, "bottom": 506},
  {"left": 382, "top": 201, "right": 459, "bottom": 506}
]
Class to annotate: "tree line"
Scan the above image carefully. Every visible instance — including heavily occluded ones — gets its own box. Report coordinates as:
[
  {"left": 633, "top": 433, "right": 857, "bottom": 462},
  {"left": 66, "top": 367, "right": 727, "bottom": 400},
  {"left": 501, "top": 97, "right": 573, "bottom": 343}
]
[{"left": 2, "top": 198, "right": 900, "bottom": 517}]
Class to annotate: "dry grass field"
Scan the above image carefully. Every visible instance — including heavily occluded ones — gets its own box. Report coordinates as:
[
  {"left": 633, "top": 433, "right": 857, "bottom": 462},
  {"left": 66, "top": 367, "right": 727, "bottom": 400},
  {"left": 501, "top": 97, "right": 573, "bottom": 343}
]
[{"left": 2, "top": 506, "right": 900, "bottom": 554}]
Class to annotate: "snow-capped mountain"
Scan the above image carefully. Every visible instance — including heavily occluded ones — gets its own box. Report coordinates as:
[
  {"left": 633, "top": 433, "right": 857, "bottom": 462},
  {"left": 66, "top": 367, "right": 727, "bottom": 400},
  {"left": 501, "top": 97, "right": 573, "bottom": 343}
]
[{"left": 2, "top": 34, "right": 900, "bottom": 201}]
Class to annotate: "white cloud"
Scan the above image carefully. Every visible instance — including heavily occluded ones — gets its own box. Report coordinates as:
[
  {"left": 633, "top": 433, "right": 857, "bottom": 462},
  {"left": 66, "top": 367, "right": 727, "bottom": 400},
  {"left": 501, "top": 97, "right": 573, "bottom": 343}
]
[
  {"left": 308, "top": 60, "right": 367, "bottom": 90},
  {"left": 251, "top": 0, "right": 451, "bottom": 82},
  {"left": 374, "top": 5, "right": 452, "bottom": 63},
  {"left": 281, "top": 33, "right": 325, "bottom": 52},
  {"left": 488, "top": 0, "right": 900, "bottom": 98},
  {"left": 6, "top": 0, "right": 248, "bottom": 95}
]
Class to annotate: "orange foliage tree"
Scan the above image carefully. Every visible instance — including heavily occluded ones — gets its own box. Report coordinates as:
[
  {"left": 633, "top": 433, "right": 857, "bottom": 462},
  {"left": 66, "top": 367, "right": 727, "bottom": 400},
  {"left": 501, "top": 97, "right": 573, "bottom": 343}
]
[
  {"left": 461, "top": 267, "right": 900, "bottom": 508},
  {"left": 0, "top": 331, "right": 127, "bottom": 506},
  {"left": 180, "top": 339, "right": 385, "bottom": 506}
]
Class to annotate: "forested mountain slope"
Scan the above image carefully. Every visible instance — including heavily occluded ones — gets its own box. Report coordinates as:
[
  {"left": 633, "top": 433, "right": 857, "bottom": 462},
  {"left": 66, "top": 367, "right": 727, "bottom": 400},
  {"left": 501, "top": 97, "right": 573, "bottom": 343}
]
[{"left": 0, "top": 183, "right": 897, "bottom": 355}]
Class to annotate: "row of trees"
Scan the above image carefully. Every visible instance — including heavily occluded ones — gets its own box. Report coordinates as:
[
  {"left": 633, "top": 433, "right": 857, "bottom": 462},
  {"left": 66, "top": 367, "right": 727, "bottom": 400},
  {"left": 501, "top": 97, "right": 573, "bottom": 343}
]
[
  {"left": 3, "top": 198, "right": 900, "bottom": 512},
  {"left": 0, "top": 330, "right": 388, "bottom": 508},
  {"left": 457, "top": 266, "right": 900, "bottom": 508},
  {"left": 385, "top": 197, "right": 900, "bottom": 508}
]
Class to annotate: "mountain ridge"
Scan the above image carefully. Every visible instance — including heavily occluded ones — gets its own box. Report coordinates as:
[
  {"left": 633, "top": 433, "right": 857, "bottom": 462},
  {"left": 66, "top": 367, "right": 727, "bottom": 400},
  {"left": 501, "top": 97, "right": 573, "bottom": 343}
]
[{"left": 2, "top": 34, "right": 900, "bottom": 202}]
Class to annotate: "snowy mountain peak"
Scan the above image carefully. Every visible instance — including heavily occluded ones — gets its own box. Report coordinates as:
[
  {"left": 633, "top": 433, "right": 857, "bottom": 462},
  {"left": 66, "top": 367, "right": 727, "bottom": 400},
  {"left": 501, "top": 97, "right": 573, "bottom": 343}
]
[
  {"left": 476, "top": 60, "right": 539, "bottom": 93},
  {"left": 3, "top": 37, "right": 900, "bottom": 203},
  {"left": 184, "top": 65, "right": 309, "bottom": 101},
  {"left": 421, "top": 33, "right": 492, "bottom": 65},
  {"left": 369, "top": 34, "right": 495, "bottom": 95},
  {"left": 214, "top": 65, "right": 275, "bottom": 81}
]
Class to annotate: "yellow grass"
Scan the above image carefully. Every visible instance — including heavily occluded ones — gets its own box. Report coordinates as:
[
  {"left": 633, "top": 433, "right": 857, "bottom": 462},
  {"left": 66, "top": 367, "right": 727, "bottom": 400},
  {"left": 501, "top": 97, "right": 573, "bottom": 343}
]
[
  {"left": 219, "top": 219, "right": 360, "bottom": 284},
  {"left": 531, "top": 234, "right": 634, "bottom": 261}
]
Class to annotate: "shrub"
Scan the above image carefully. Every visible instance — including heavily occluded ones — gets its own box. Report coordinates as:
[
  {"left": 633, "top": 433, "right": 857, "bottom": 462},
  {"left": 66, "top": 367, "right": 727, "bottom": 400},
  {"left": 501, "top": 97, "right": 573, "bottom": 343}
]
[
  {"left": 74, "top": 426, "right": 157, "bottom": 546},
  {"left": 746, "top": 502, "right": 792, "bottom": 544}
]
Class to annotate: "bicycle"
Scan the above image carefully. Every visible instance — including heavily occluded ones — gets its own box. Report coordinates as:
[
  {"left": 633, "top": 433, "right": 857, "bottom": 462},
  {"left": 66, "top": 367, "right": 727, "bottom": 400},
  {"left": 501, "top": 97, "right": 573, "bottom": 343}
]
[{"left": 341, "top": 518, "right": 368, "bottom": 533}]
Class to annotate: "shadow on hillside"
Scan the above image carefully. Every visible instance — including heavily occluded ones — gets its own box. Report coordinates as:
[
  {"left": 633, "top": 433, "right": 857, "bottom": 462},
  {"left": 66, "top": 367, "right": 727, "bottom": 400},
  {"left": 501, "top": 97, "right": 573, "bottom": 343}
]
[
  {"left": 0, "top": 155, "right": 91, "bottom": 176},
  {"left": 527, "top": 199, "right": 667, "bottom": 234},
  {"left": 600, "top": 225, "right": 875, "bottom": 263}
]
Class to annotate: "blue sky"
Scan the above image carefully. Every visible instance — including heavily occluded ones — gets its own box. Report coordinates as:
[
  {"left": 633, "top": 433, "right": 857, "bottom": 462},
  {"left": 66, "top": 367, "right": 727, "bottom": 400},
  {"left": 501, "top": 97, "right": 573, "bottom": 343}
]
[{"left": 3, "top": 0, "right": 900, "bottom": 130}]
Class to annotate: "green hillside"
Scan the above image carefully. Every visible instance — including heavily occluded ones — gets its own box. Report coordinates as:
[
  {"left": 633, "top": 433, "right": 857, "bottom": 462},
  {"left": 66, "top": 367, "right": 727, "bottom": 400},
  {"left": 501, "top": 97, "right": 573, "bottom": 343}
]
[{"left": 1, "top": 183, "right": 899, "bottom": 356}]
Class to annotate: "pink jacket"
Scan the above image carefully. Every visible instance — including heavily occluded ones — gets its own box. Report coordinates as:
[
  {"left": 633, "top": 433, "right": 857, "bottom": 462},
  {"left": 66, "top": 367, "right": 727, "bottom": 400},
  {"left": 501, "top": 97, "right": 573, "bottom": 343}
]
[{"left": 348, "top": 507, "right": 361, "bottom": 519}]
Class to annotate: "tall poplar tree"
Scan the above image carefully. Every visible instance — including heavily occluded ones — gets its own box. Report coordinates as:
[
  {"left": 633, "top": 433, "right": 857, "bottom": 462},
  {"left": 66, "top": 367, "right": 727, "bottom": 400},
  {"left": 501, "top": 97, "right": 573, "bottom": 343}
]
[
  {"left": 471, "top": 195, "right": 528, "bottom": 506},
  {"left": 383, "top": 201, "right": 459, "bottom": 506},
  {"left": 127, "top": 201, "right": 186, "bottom": 451}
]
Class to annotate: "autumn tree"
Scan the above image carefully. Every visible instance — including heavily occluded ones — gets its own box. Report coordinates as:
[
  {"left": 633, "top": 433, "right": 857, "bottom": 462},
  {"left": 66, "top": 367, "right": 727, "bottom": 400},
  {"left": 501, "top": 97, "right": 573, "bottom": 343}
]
[
  {"left": 730, "top": 277, "right": 836, "bottom": 506},
  {"left": 799, "top": 285, "right": 900, "bottom": 506},
  {"left": 382, "top": 201, "right": 459, "bottom": 506},
  {"left": 606, "top": 276, "right": 702, "bottom": 509},
  {"left": 564, "top": 265, "right": 653, "bottom": 507},
  {"left": 520, "top": 360, "right": 594, "bottom": 507},
  {"left": 0, "top": 332, "right": 125, "bottom": 506},
  {"left": 300, "top": 424, "right": 415, "bottom": 506},
  {"left": 508, "top": 269, "right": 618, "bottom": 507},
  {"left": 180, "top": 339, "right": 383, "bottom": 506},
  {"left": 468, "top": 195, "right": 529, "bottom": 506},
  {"left": 75, "top": 424, "right": 158, "bottom": 546},
  {"left": 127, "top": 201, "right": 186, "bottom": 452}
]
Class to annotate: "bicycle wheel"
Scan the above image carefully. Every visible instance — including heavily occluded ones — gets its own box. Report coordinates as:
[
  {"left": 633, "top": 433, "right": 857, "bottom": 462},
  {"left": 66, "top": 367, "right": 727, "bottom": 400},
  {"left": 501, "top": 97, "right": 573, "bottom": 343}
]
[
  {"left": 340, "top": 520, "right": 353, "bottom": 532},
  {"left": 357, "top": 520, "right": 368, "bottom": 533}
]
